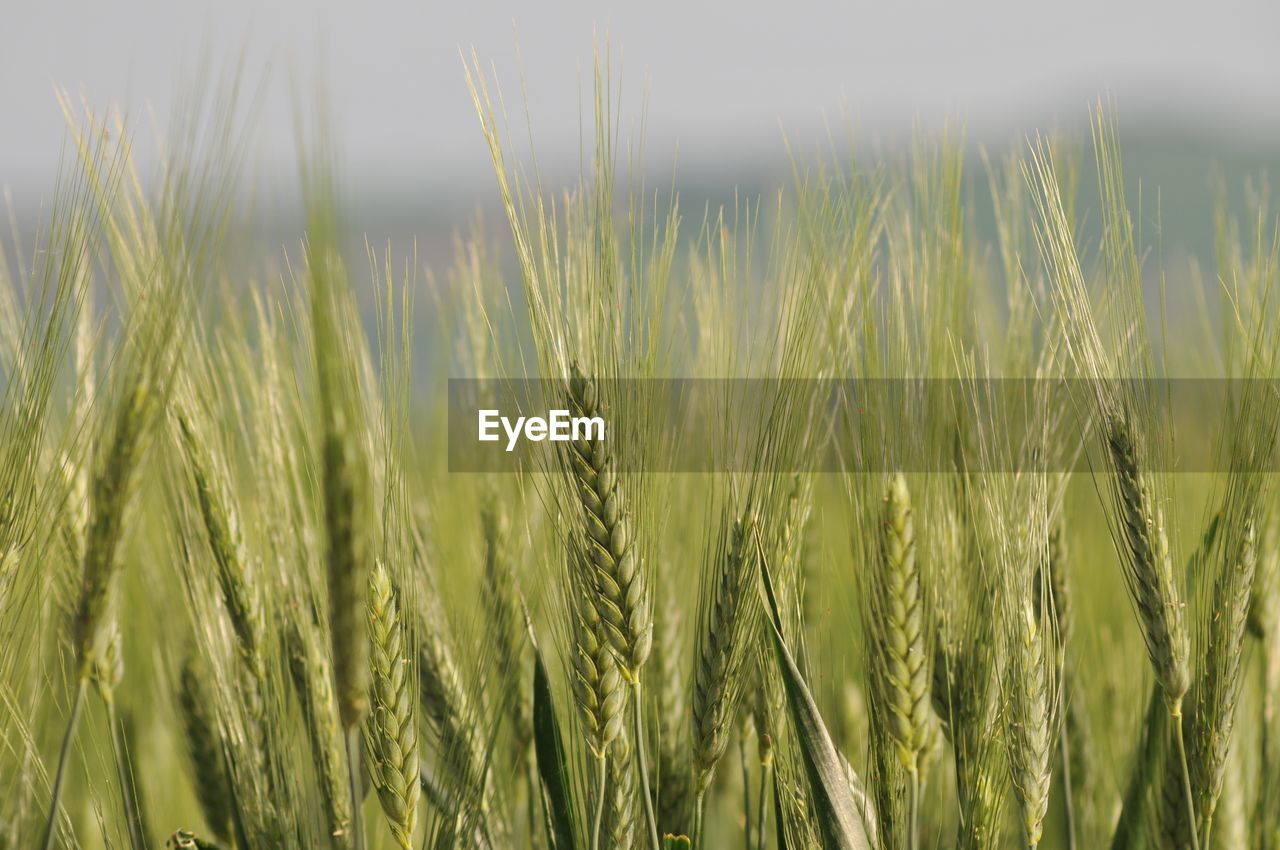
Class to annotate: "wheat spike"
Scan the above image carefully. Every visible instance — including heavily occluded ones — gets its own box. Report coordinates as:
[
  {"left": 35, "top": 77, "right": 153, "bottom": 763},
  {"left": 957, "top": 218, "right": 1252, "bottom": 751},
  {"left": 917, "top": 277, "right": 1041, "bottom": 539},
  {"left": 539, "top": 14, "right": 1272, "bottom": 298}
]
[
  {"left": 1106, "top": 414, "right": 1190, "bottom": 708},
  {"left": 566, "top": 365, "right": 652, "bottom": 679},
  {"left": 480, "top": 500, "right": 532, "bottom": 753},
  {"left": 604, "top": 735, "right": 638, "bottom": 850},
  {"left": 570, "top": 554, "right": 628, "bottom": 758},
  {"left": 322, "top": 415, "right": 369, "bottom": 731},
  {"left": 415, "top": 601, "right": 495, "bottom": 843},
  {"left": 92, "top": 618, "right": 124, "bottom": 703},
  {"left": 692, "top": 514, "right": 760, "bottom": 794},
  {"left": 934, "top": 596, "right": 1005, "bottom": 850},
  {"left": 365, "top": 561, "right": 420, "bottom": 849},
  {"left": 1005, "top": 599, "right": 1054, "bottom": 848},
  {"left": 74, "top": 384, "right": 153, "bottom": 679},
  {"left": 651, "top": 597, "right": 690, "bottom": 837},
  {"left": 1189, "top": 519, "right": 1259, "bottom": 841},
  {"left": 286, "top": 618, "right": 353, "bottom": 844},
  {"left": 178, "top": 660, "right": 235, "bottom": 845},
  {"left": 870, "top": 474, "right": 931, "bottom": 772},
  {"left": 176, "top": 409, "right": 263, "bottom": 683}
]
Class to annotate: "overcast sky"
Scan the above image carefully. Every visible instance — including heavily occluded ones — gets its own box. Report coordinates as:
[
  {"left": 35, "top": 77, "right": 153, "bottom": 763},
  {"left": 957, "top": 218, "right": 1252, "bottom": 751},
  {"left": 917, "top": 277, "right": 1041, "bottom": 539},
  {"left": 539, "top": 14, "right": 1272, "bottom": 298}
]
[{"left": 4, "top": 0, "right": 1279, "bottom": 203}]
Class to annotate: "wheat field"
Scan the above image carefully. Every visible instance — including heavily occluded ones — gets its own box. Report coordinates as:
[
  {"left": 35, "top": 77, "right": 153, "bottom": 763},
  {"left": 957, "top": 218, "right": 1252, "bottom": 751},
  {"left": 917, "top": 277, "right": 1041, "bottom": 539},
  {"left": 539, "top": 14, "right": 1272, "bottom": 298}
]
[{"left": 1, "top": 57, "right": 1278, "bottom": 850}]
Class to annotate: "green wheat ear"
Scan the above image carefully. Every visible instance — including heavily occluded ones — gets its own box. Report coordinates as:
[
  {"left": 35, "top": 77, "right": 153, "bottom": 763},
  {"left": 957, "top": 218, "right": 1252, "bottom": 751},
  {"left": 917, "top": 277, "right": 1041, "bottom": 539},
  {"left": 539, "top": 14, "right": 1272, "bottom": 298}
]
[
  {"left": 568, "top": 544, "right": 627, "bottom": 758},
  {"left": 873, "top": 473, "right": 930, "bottom": 773},
  {"left": 480, "top": 499, "right": 532, "bottom": 753},
  {"left": 567, "top": 365, "right": 653, "bottom": 680},
  {"left": 286, "top": 617, "right": 353, "bottom": 844},
  {"left": 365, "top": 561, "right": 420, "bottom": 850},
  {"left": 1105, "top": 414, "right": 1190, "bottom": 707},
  {"left": 178, "top": 660, "right": 235, "bottom": 845},
  {"left": 692, "top": 513, "right": 760, "bottom": 794}
]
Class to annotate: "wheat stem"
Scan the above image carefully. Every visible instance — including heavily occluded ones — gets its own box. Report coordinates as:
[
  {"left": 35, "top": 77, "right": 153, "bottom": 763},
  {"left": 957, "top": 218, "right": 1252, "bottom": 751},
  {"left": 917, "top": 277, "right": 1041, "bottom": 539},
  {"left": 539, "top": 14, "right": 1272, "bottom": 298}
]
[
  {"left": 755, "top": 753, "right": 772, "bottom": 850},
  {"left": 107, "top": 701, "right": 146, "bottom": 850},
  {"left": 1172, "top": 707, "right": 1202, "bottom": 850},
  {"left": 739, "top": 731, "right": 752, "bottom": 850},
  {"left": 908, "top": 766, "right": 920, "bottom": 850},
  {"left": 525, "top": 756, "right": 541, "bottom": 849},
  {"left": 1257, "top": 636, "right": 1280, "bottom": 850},
  {"left": 693, "top": 790, "right": 706, "bottom": 849},
  {"left": 346, "top": 725, "right": 366, "bottom": 850},
  {"left": 629, "top": 682, "right": 660, "bottom": 850},
  {"left": 1058, "top": 713, "right": 1077, "bottom": 850},
  {"left": 590, "top": 753, "right": 608, "bottom": 850},
  {"left": 41, "top": 677, "right": 87, "bottom": 850}
]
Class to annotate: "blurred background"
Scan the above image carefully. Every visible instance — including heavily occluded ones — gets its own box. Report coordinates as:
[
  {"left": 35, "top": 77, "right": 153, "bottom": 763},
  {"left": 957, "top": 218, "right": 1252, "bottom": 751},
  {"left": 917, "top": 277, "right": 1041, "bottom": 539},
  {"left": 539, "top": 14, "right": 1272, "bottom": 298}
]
[{"left": 4, "top": 0, "right": 1279, "bottom": 282}]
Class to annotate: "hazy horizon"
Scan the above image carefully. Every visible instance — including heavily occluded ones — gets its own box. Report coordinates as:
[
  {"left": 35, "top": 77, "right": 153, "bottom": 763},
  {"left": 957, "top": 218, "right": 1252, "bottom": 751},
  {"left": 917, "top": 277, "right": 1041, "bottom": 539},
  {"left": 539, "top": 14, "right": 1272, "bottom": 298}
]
[{"left": 5, "top": 0, "right": 1279, "bottom": 208}]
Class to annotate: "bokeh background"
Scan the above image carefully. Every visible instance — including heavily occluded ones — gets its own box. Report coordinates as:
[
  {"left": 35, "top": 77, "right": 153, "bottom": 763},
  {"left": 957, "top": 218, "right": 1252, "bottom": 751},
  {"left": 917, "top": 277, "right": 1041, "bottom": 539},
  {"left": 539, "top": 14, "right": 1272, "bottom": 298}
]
[{"left": 5, "top": 0, "right": 1279, "bottom": 293}]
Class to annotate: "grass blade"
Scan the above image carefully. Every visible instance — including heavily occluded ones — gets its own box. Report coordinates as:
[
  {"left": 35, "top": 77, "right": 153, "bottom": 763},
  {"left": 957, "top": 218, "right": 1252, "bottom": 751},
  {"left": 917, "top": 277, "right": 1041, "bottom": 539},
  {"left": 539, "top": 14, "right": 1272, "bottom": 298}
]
[
  {"left": 533, "top": 646, "right": 578, "bottom": 850},
  {"left": 755, "top": 526, "right": 871, "bottom": 850}
]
